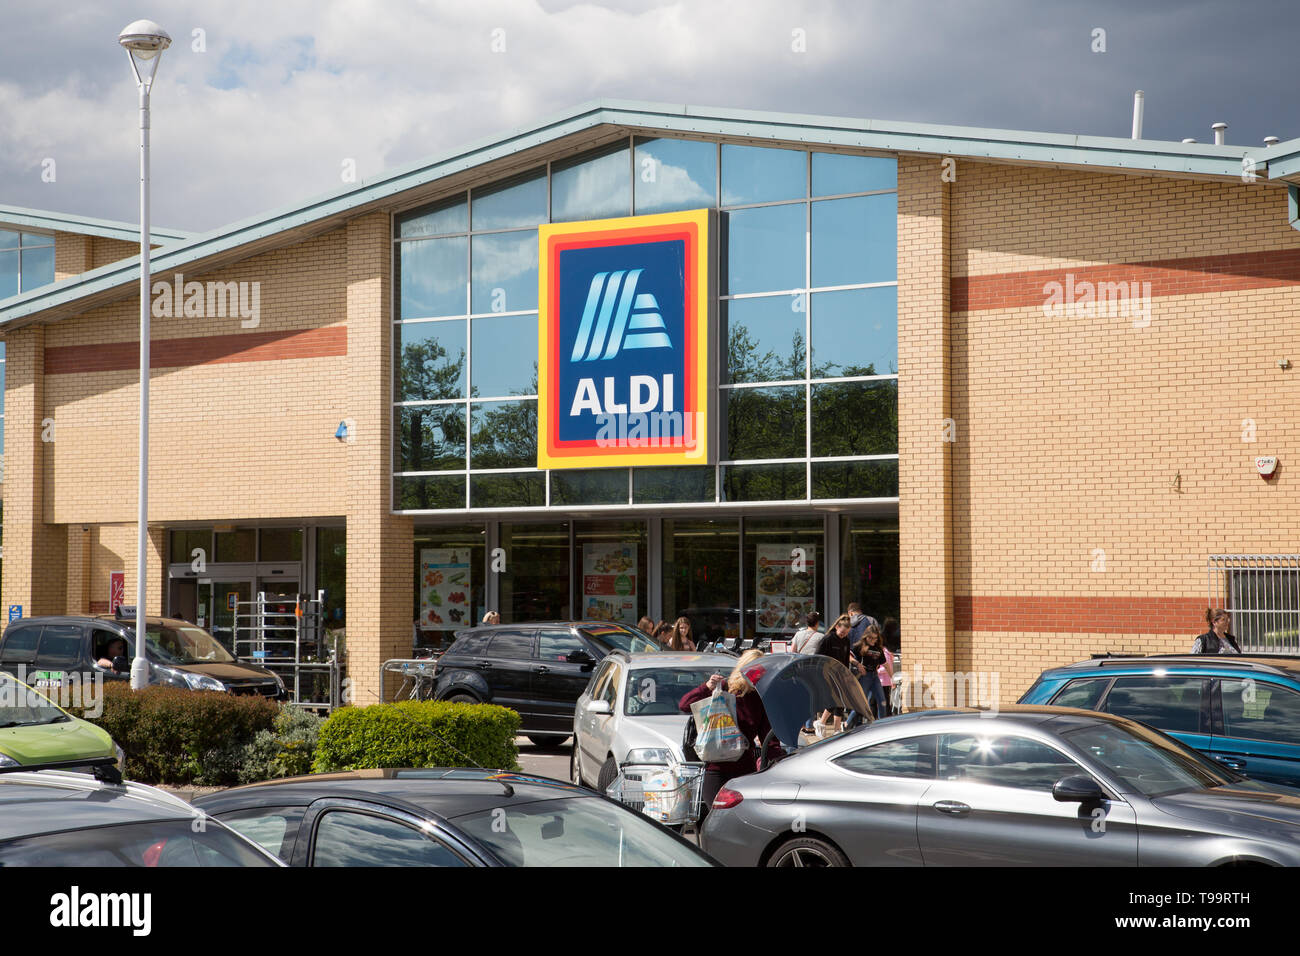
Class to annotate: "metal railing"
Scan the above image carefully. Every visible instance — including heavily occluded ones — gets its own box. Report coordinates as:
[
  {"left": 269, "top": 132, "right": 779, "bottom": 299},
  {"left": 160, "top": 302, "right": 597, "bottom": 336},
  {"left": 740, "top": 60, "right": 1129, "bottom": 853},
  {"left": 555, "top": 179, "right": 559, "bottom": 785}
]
[
  {"left": 1207, "top": 555, "right": 1300, "bottom": 654},
  {"left": 233, "top": 590, "right": 344, "bottom": 712}
]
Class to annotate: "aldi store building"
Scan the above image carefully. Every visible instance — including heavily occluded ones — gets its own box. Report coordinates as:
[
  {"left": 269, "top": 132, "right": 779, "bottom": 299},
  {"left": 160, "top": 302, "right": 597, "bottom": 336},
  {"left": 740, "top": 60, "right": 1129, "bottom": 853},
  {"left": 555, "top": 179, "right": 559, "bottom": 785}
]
[{"left": 4, "top": 100, "right": 1300, "bottom": 705}]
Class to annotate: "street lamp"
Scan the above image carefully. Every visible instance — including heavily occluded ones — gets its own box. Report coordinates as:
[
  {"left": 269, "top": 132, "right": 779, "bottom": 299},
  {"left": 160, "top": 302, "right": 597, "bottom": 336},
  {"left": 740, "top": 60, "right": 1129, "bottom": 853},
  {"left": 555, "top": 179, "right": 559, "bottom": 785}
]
[{"left": 119, "top": 19, "right": 171, "bottom": 691}]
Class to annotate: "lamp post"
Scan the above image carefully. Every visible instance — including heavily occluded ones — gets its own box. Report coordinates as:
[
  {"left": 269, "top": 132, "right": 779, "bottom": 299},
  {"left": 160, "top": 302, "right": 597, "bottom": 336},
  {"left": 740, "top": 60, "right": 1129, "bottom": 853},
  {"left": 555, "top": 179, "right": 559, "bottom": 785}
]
[{"left": 118, "top": 19, "right": 171, "bottom": 690}]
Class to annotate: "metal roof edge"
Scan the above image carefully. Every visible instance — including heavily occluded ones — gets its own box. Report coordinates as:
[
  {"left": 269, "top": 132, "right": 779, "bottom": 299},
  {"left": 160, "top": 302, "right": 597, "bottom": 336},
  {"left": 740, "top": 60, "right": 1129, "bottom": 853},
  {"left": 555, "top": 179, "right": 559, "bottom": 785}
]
[{"left": 0, "top": 204, "right": 192, "bottom": 243}]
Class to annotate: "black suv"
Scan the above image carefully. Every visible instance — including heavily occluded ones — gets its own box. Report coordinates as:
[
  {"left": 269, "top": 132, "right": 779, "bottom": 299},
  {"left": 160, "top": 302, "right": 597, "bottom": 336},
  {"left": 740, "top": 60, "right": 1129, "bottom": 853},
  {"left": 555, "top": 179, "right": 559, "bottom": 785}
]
[
  {"left": 432, "top": 622, "right": 659, "bottom": 747},
  {"left": 0, "top": 611, "right": 285, "bottom": 699}
]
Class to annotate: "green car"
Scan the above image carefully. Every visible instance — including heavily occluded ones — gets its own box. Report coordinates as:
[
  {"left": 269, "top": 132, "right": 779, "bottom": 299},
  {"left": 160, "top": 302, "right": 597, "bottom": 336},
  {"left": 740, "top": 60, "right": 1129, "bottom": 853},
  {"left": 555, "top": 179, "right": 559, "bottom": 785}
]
[{"left": 0, "top": 671, "right": 119, "bottom": 770}]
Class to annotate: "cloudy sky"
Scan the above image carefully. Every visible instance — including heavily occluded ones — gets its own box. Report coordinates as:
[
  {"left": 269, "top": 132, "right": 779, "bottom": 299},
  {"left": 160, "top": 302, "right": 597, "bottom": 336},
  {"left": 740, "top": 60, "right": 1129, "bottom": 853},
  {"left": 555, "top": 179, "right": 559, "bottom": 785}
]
[{"left": 2, "top": 0, "right": 1296, "bottom": 233}]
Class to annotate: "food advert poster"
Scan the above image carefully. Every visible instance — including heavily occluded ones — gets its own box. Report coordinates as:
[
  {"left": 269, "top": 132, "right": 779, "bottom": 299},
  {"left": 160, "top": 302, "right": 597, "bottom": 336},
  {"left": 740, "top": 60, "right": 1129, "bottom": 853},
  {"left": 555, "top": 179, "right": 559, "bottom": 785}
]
[
  {"left": 582, "top": 543, "right": 637, "bottom": 625},
  {"left": 420, "top": 549, "right": 471, "bottom": 630},
  {"left": 755, "top": 544, "right": 816, "bottom": 633}
]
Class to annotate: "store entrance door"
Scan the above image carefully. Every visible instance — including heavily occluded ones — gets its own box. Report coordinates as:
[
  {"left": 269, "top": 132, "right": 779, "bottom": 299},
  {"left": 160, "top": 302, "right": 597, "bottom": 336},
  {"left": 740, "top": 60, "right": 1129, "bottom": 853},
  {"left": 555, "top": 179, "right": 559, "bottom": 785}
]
[{"left": 203, "top": 580, "right": 252, "bottom": 652}]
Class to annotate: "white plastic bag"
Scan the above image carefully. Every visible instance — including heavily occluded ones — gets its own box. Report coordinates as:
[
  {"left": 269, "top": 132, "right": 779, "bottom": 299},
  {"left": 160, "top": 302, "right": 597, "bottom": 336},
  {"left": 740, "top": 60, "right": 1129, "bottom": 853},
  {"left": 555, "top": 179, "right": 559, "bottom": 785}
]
[{"left": 690, "top": 686, "right": 748, "bottom": 762}]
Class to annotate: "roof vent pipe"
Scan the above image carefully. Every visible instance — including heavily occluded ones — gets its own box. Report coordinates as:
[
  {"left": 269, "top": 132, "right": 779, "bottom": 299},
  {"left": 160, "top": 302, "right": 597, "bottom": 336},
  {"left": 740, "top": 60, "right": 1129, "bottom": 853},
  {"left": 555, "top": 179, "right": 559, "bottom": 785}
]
[
  {"left": 1131, "top": 91, "right": 1144, "bottom": 139},
  {"left": 1182, "top": 138, "right": 1197, "bottom": 144},
  {"left": 1212, "top": 122, "right": 1227, "bottom": 145},
  {"left": 1265, "top": 136, "right": 1280, "bottom": 147}
]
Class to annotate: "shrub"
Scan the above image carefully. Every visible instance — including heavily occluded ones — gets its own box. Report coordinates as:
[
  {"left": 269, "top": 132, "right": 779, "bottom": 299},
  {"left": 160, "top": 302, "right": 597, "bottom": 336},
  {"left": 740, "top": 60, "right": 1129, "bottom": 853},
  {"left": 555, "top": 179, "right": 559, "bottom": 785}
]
[
  {"left": 237, "top": 707, "right": 325, "bottom": 784},
  {"left": 313, "top": 700, "right": 520, "bottom": 773}
]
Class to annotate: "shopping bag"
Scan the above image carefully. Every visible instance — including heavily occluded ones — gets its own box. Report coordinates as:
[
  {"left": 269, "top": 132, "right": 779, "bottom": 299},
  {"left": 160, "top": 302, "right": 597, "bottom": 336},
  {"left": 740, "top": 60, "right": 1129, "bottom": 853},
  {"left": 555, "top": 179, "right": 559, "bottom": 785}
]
[{"left": 690, "top": 687, "right": 748, "bottom": 763}]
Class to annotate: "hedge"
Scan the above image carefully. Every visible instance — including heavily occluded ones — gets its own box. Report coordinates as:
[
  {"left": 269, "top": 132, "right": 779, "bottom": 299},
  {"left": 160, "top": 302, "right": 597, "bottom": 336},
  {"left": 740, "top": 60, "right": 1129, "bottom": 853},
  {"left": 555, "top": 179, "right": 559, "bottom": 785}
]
[
  {"left": 68, "top": 683, "right": 279, "bottom": 785},
  {"left": 313, "top": 700, "right": 521, "bottom": 773}
]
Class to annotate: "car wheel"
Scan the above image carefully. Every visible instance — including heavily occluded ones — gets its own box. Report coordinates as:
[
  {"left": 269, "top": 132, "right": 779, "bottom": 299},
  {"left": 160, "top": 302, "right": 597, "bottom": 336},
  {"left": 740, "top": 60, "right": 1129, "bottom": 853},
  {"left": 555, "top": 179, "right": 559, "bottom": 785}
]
[
  {"left": 527, "top": 734, "right": 569, "bottom": 749},
  {"left": 596, "top": 756, "right": 619, "bottom": 795},
  {"left": 767, "top": 836, "right": 850, "bottom": 868},
  {"left": 445, "top": 693, "right": 479, "bottom": 704},
  {"left": 570, "top": 746, "right": 585, "bottom": 788}
]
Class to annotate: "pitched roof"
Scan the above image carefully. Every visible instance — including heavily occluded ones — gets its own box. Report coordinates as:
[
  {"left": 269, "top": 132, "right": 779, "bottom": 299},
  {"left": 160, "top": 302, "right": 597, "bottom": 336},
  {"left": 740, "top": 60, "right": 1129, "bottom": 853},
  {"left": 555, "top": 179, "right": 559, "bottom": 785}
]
[{"left": 0, "top": 204, "right": 192, "bottom": 244}]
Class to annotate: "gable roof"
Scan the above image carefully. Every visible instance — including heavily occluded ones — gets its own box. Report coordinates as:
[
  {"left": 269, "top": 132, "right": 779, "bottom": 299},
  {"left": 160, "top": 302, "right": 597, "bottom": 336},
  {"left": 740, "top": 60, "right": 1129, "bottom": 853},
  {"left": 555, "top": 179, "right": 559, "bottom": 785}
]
[
  {"left": 1, "top": 98, "right": 1294, "bottom": 330},
  {"left": 0, "top": 204, "right": 192, "bottom": 244}
]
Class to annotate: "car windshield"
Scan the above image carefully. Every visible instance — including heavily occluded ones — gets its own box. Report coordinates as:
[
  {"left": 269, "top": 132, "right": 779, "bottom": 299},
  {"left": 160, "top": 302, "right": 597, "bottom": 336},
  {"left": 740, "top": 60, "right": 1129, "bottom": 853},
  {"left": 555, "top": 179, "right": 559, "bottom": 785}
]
[
  {"left": 0, "top": 819, "right": 277, "bottom": 866},
  {"left": 624, "top": 667, "right": 721, "bottom": 716},
  {"left": 1063, "top": 722, "right": 1232, "bottom": 798},
  {"left": 581, "top": 625, "right": 659, "bottom": 655},
  {"left": 453, "top": 795, "right": 712, "bottom": 867},
  {"left": 0, "top": 674, "right": 67, "bottom": 727},
  {"left": 121, "top": 624, "right": 236, "bottom": 665}
]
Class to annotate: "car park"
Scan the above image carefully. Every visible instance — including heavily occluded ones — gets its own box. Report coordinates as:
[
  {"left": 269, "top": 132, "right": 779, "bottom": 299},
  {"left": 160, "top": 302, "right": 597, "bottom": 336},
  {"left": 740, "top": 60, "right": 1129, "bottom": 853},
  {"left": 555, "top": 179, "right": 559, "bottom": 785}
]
[
  {"left": 193, "top": 768, "right": 716, "bottom": 867},
  {"left": 571, "top": 651, "right": 731, "bottom": 792},
  {"left": 431, "top": 621, "right": 658, "bottom": 747},
  {"left": 702, "top": 705, "right": 1300, "bottom": 867},
  {"left": 0, "top": 670, "right": 120, "bottom": 771},
  {"left": 0, "top": 609, "right": 286, "bottom": 699},
  {"left": 1018, "top": 655, "right": 1300, "bottom": 787},
  {"left": 0, "top": 760, "right": 283, "bottom": 866}
]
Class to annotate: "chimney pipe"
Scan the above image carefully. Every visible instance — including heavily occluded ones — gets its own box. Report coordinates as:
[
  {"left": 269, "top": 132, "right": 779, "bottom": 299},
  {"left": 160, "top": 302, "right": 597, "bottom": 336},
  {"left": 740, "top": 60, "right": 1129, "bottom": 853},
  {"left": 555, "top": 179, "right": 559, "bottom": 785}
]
[
  {"left": 1212, "top": 122, "right": 1227, "bottom": 145},
  {"left": 1131, "top": 91, "right": 1144, "bottom": 140},
  {"left": 1265, "top": 136, "right": 1280, "bottom": 147}
]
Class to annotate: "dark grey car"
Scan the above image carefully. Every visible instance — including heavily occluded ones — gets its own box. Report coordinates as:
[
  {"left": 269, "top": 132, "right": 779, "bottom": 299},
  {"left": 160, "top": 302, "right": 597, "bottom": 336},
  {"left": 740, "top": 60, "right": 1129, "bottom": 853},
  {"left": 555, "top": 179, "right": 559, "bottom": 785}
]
[{"left": 702, "top": 705, "right": 1300, "bottom": 866}]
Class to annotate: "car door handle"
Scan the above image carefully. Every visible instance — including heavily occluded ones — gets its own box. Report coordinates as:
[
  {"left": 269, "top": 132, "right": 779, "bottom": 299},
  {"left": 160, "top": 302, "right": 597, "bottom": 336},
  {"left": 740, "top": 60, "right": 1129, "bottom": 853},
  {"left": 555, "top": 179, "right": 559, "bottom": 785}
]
[
  {"left": 1213, "top": 755, "right": 1246, "bottom": 771},
  {"left": 477, "top": 661, "right": 492, "bottom": 669},
  {"left": 933, "top": 800, "right": 971, "bottom": 816},
  {"left": 533, "top": 666, "right": 550, "bottom": 674}
]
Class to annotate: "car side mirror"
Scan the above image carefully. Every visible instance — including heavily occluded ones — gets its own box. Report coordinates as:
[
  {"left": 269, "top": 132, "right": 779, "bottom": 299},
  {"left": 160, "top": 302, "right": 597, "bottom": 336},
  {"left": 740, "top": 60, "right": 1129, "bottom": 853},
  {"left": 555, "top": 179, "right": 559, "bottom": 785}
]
[
  {"left": 587, "top": 700, "right": 612, "bottom": 716},
  {"left": 1052, "top": 774, "right": 1106, "bottom": 803}
]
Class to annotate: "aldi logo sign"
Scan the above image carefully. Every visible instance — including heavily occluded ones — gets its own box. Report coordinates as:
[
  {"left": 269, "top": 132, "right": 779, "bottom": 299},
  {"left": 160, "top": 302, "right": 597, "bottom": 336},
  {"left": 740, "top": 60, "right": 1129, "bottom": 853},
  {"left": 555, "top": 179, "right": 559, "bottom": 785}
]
[{"left": 538, "top": 209, "right": 714, "bottom": 469}]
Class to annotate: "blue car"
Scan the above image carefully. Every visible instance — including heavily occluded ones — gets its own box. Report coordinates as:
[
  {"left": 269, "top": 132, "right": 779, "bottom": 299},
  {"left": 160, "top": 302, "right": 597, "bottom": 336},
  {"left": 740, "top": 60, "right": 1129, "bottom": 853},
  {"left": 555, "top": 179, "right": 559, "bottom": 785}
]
[{"left": 1019, "top": 655, "right": 1300, "bottom": 787}]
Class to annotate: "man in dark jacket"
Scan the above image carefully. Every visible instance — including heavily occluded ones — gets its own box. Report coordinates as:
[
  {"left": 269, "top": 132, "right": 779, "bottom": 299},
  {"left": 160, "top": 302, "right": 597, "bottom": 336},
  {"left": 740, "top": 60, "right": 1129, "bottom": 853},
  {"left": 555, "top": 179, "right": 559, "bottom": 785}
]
[{"left": 846, "top": 603, "right": 877, "bottom": 648}]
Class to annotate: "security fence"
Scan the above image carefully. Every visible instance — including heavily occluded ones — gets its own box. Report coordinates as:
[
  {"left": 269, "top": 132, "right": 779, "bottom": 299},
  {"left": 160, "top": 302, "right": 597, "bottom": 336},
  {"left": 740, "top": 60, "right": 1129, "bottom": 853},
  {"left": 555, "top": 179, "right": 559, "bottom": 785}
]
[{"left": 1207, "top": 555, "right": 1300, "bottom": 654}]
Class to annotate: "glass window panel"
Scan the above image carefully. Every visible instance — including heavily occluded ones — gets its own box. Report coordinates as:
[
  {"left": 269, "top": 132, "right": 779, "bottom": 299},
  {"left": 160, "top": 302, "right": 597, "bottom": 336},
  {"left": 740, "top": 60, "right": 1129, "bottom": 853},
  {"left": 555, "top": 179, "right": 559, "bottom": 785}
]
[
  {"left": 722, "top": 463, "right": 805, "bottom": 502},
  {"left": 471, "top": 314, "right": 538, "bottom": 399},
  {"left": 551, "top": 469, "right": 629, "bottom": 506},
  {"left": 662, "top": 518, "right": 740, "bottom": 646},
  {"left": 413, "top": 525, "right": 485, "bottom": 642},
  {"left": 1221, "top": 679, "right": 1300, "bottom": 744},
  {"left": 811, "top": 194, "right": 896, "bottom": 287},
  {"left": 811, "top": 380, "right": 897, "bottom": 457},
  {"left": 472, "top": 473, "right": 545, "bottom": 509},
  {"left": 19, "top": 245, "right": 54, "bottom": 293},
  {"left": 397, "top": 405, "right": 466, "bottom": 472},
  {"left": 724, "top": 295, "right": 806, "bottom": 384},
  {"left": 169, "top": 530, "right": 211, "bottom": 563},
  {"left": 1051, "top": 678, "right": 1112, "bottom": 710},
  {"left": 316, "top": 527, "right": 347, "bottom": 630},
  {"left": 725, "top": 385, "right": 804, "bottom": 460},
  {"left": 471, "top": 400, "right": 537, "bottom": 469},
  {"left": 838, "top": 517, "right": 900, "bottom": 629},
  {"left": 396, "top": 320, "right": 467, "bottom": 401},
  {"left": 634, "top": 137, "right": 717, "bottom": 214},
  {"left": 813, "top": 460, "right": 898, "bottom": 499},
  {"left": 939, "top": 734, "right": 1080, "bottom": 791},
  {"left": 811, "top": 286, "right": 897, "bottom": 378},
  {"left": 744, "top": 516, "right": 824, "bottom": 641},
  {"left": 723, "top": 204, "right": 805, "bottom": 295},
  {"left": 471, "top": 231, "right": 538, "bottom": 314},
  {"left": 397, "top": 475, "right": 467, "bottom": 511},
  {"left": 574, "top": 520, "right": 647, "bottom": 626},
  {"left": 399, "top": 236, "right": 467, "bottom": 319},
  {"left": 721, "top": 144, "right": 806, "bottom": 206},
  {"left": 1, "top": 340, "right": 6, "bottom": 359},
  {"left": 0, "top": 230, "right": 17, "bottom": 250},
  {"left": 0, "top": 250, "right": 19, "bottom": 300},
  {"left": 1102, "top": 677, "right": 1204, "bottom": 735},
  {"left": 214, "top": 529, "right": 255, "bottom": 563},
  {"left": 471, "top": 170, "right": 546, "bottom": 231},
  {"left": 259, "top": 528, "right": 302, "bottom": 562},
  {"left": 313, "top": 811, "right": 468, "bottom": 867},
  {"left": 20, "top": 232, "right": 53, "bottom": 248},
  {"left": 633, "top": 466, "right": 713, "bottom": 503},
  {"left": 551, "top": 144, "right": 631, "bottom": 223},
  {"left": 812, "top": 152, "right": 897, "bottom": 197},
  {"left": 499, "top": 522, "right": 569, "bottom": 620},
  {"left": 835, "top": 736, "right": 935, "bottom": 778},
  {"left": 398, "top": 198, "right": 468, "bottom": 238}
]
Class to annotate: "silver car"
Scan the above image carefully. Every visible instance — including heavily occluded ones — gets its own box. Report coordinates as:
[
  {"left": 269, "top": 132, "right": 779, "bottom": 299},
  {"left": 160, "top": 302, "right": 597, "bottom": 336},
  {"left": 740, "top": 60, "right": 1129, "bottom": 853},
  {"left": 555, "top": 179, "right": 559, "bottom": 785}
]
[
  {"left": 702, "top": 705, "right": 1300, "bottom": 866},
  {"left": 571, "top": 652, "right": 728, "bottom": 793}
]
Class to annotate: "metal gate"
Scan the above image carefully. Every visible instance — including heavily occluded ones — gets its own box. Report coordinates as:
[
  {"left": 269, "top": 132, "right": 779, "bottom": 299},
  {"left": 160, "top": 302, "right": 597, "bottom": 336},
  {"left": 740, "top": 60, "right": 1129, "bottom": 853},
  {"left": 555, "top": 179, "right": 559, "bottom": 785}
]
[
  {"left": 233, "top": 590, "right": 344, "bottom": 711},
  {"left": 1207, "top": 555, "right": 1300, "bottom": 653}
]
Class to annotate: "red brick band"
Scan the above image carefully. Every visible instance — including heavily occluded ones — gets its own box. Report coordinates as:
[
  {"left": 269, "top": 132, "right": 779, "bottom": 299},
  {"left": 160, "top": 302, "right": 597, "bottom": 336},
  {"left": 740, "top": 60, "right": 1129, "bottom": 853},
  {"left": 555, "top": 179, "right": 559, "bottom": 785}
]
[
  {"left": 44, "top": 326, "right": 347, "bottom": 375},
  {"left": 955, "top": 596, "right": 1208, "bottom": 633},
  {"left": 952, "top": 248, "right": 1300, "bottom": 312}
]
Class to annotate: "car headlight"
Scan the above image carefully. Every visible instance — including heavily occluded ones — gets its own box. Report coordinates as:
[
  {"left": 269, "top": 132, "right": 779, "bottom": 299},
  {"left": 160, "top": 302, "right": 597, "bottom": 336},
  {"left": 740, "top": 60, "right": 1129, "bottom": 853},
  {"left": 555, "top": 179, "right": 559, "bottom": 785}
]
[
  {"left": 625, "top": 748, "right": 672, "bottom": 765},
  {"left": 159, "top": 667, "right": 225, "bottom": 692},
  {"left": 271, "top": 671, "right": 286, "bottom": 694},
  {"left": 0, "top": 753, "right": 19, "bottom": 768},
  {"left": 114, "top": 745, "right": 126, "bottom": 769}
]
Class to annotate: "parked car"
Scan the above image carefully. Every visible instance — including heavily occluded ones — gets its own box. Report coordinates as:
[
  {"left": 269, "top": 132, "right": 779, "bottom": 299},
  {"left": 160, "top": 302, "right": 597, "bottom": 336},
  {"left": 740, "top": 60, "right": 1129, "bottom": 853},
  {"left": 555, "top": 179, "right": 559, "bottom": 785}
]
[
  {"left": 703, "top": 705, "right": 1300, "bottom": 867},
  {"left": 193, "top": 768, "right": 716, "bottom": 867},
  {"left": 1018, "top": 654, "right": 1300, "bottom": 787},
  {"left": 431, "top": 621, "right": 658, "bottom": 747},
  {"left": 0, "top": 610, "right": 286, "bottom": 699},
  {"left": 0, "top": 670, "right": 120, "bottom": 770},
  {"left": 571, "top": 651, "right": 731, "bottom": 792},
  {"left": 0, "top": 762, "right": 283, "bottom": 866}
]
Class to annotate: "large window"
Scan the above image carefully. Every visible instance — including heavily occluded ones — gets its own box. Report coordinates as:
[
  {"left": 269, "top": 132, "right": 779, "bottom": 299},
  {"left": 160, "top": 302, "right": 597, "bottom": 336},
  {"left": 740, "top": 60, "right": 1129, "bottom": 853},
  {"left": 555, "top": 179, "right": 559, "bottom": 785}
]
[
  {"left": 393, "top": 137, "right": 898, "bottom": 513},
  {"left": 0, "top": 229, "right": 55, "bottom": 301}
]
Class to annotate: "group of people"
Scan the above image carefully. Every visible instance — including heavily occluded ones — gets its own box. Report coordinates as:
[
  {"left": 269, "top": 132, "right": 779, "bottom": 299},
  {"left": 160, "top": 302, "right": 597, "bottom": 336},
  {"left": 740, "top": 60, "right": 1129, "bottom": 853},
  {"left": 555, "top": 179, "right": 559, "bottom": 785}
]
[
  {"left": 636, "top": 616, "right": 698, "bottom": 651},
  {"left": 790, "top": 603, "right": 898, "bottom": 719}
]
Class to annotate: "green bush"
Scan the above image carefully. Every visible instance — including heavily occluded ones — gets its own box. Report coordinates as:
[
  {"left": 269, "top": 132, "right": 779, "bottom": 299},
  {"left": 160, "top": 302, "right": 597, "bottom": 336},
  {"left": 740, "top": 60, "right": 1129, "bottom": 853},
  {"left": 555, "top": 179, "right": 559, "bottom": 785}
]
[
  {"left": 69, "top": 683, "right": 279, "bottom": 785},
  {"left": 313, "top": 700, "right": 520, "bottom": 773},
  {"left": 237, "top": 707, "right": 325, "bottom": 784}
]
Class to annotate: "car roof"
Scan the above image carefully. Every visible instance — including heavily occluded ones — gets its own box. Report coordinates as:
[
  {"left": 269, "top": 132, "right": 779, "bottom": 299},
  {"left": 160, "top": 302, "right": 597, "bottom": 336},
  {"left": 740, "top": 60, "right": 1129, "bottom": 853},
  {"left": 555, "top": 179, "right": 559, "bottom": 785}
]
[
  {"left": 1039, "top": 654, "right": 1300, "bottom": 681},
  {"left": 192, "top": 768, "right": 591, "bottom": 818},
  {"left": 2, "top": 615, "right": 190, "bottom": 628},
  {"left": 623, "top": 652, "right": 732, "bottom": 669},
  {"left": 0, "top": 771, "right": 197, "bottom": 840}
]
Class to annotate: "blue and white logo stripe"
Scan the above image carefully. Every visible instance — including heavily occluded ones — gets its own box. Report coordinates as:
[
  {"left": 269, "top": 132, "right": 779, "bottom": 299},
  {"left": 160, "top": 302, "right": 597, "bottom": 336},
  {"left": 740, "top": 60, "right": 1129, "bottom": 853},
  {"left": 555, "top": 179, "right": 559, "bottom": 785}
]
[{"left": 570, "top": 269, "right": 672, "bottom": 362}]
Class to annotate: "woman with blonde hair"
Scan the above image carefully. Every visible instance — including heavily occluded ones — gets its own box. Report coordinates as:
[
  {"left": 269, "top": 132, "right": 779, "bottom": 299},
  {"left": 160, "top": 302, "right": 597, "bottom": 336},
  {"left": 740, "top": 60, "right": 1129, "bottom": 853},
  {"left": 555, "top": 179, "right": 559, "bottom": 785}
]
[
  {"left": 666, "top": 616, "right": 696, "bottom": 652},
  {"left": 678, "top": 649, "right": 777, "bottom": 817}
]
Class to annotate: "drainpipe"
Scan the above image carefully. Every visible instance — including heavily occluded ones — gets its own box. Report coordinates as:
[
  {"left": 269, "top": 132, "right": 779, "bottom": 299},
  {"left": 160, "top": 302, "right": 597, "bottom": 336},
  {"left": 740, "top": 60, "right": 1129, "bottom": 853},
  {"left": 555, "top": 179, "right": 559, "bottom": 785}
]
[{"left": 1131, "top": 91, "right": 1144, "bottom": 139}]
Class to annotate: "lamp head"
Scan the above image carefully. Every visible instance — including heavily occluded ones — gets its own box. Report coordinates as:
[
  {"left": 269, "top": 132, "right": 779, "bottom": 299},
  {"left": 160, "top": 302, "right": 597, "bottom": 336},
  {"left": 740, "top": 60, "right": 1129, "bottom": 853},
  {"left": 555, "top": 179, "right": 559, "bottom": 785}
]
[{"left": 118, "top": 20, "right": 171, "bottom": 60}]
